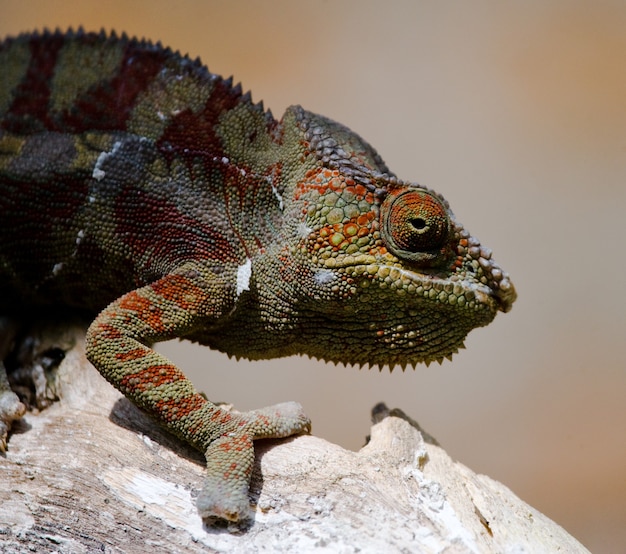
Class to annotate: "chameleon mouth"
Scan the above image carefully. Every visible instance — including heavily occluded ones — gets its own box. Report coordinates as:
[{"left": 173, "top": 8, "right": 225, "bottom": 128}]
[
  {"left": 340, "top": 261, "right": 516, "bottom": 315},
  {"left": 383, "top": 260, "right": 516, "bottom": 314}
]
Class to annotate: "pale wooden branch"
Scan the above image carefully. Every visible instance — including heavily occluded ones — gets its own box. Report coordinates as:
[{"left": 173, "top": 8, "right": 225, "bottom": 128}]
[{"left": 1, "top": 327, "right": 589, "bottom": 553}]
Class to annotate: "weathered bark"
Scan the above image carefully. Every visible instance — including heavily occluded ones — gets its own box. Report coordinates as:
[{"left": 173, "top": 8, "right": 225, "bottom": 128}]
[{"left": 1, "top": 327, "right": 589, "bottom": 553}]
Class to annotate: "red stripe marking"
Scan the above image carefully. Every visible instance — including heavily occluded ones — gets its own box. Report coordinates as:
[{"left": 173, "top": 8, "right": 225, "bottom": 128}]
[
  {"left": 95, "top": 323, "right": 124, "bottom": 340},
  {"left": 155, "top": 393, "right": 206, "bottom": 422},
  {"left": 119, "top": 363, "right": 183, "bottom": 391},
  {"left": 60, "top": 40, "right": 168, "bottom": 132},
  {"left": 118, "top": 290, "right": 165, "bottom": 333},
  {"left": 156, "top": 78, "right": 242, "bottom": 160},
  {"left": 4, "top": 34, "right": 65, "bottom": 132},
  {"left": 114, "top": 187, "right": 239, "bottom": 268},
  {"left": 151, "top": 274, "right": 207, "bottom": 309},
  {"left": 115, "top": 348, "right": 148, "bottom": 362}
]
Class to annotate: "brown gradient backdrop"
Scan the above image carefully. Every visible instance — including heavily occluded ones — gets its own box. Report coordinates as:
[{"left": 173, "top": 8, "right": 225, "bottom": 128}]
[{"left": 2, "top": 1, "right": 625, "bottom": 551}]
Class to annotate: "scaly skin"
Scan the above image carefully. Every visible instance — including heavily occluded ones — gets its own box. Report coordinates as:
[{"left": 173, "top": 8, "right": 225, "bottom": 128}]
[{"left": 0, "top": 30, "right": 516, "bottom": 522}]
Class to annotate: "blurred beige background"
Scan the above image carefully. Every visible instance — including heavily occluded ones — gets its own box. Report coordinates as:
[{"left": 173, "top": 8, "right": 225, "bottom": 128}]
[{"left": 2, "top": 1, "right": 624, "bottom": 551}]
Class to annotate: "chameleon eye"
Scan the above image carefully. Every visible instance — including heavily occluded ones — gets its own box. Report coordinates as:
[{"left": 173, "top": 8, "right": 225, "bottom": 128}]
[{"left": 381, "top": 188, "right": 450, "bottom": 263}]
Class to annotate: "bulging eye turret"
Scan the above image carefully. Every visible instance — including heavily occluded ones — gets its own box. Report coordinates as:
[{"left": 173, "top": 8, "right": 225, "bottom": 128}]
[{"left": 381, "top": 188, "right": 450, "bottom": 264}]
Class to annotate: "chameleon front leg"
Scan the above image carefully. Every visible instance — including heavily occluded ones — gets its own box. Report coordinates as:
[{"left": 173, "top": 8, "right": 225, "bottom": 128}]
[{"left": 84, "top": 266, "right": 310, "bottom": 522}]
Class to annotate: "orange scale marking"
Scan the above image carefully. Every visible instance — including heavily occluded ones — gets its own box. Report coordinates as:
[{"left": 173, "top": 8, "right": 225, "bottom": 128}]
[
  {"left": 344, "top": 223, "right": 359, "bottom": 237},
  {"left": 96, "top": 323, "right": 124, "bottom": 340},
  {"left": 119, "top": 291, "right": 164, "bottom": 332},
  {"left": 155, "top": 394, "right": 206, "bottom": 422},
  {"left": 119, "top": 363, "right": 183, "bottom": 391},
  {"left": 115, "top": 348, "right": 147, "bottom": 361},
  {"left": 152, "top": 274, "right": 207, "bottom": 310}
]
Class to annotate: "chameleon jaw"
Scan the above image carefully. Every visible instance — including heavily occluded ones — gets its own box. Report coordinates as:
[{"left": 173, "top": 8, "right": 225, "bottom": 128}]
[{"left": 324, "top": 259, "right": 511, "bottom": 318}]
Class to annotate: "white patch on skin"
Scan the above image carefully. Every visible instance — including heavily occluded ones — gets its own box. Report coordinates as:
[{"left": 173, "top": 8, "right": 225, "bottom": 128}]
[
  {"left": 236, "top": 258, "right": 252, "bottom": 296},
  {"left": 52, "top": 263, "right": 63, "bottom": 275},
  {"left": 314, "top": 269, "right": 335, "bottom": 285},
  {"left": 92, "top": 155, "right": 107, "bottom": 181},
  {"left": 92, "top": 141, "right": 122, "bottom": 181},
  {"left": 297, "top": 223, "right": 313, "bottom": 238},
  {"left": 271, "top": 183, "right": 284, "bottom": 211},
  {"left": 68, "top": 229, "right": 87, "bottom": 259}
]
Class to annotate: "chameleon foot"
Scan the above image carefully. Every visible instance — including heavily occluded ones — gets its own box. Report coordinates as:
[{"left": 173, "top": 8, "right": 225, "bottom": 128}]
[
  {"left": 197, "top": 433, "right": 256, "bottom": 523},
  {"left": 197, "top": 401, "right": 311, "bottom": 522},
  {"left": 243, "top": 401, "right": 312, "bottom": 439}
]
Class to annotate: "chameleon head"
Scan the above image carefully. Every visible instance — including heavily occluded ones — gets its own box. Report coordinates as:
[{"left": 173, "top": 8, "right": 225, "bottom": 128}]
[
  {"left": 247, "top": 107, "right": 516, "bottom": 369},
  {"left": 280, "top": 167, "right": 516, "bottom": 368},
  {"left": 225, "top": 107, "right": 516, "bottom": 368}
]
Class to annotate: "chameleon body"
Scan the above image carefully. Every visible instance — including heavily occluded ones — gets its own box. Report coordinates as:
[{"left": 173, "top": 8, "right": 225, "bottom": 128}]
[{"left": 0, "top": 30, "right": 516, "bottom": 522}]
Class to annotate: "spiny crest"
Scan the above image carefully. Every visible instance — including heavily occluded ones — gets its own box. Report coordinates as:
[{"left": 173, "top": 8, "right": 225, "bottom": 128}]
[
  {"left": 308, "top": 351, "right": 457, "bottom": 371},
  {"left": 1, "top": 28, "right": 275, "bottom": 130}
]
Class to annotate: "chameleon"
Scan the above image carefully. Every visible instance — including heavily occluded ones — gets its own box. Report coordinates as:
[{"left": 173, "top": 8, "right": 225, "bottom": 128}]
[{"left": 0, "top": 29, "right": 516, "bottom": 523}]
